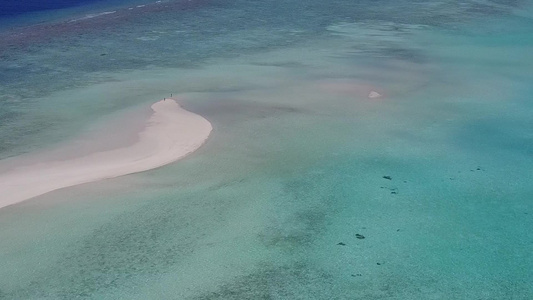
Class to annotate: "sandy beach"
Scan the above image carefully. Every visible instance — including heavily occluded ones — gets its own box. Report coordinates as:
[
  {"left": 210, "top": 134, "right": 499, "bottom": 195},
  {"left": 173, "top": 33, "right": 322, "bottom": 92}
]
[{"left": 0, "top": 98, "right": 212, "bottom": 210}]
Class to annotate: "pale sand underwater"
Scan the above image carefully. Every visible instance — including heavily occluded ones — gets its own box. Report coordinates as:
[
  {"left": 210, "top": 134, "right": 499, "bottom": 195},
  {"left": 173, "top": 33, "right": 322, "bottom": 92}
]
[
  {"left": 0, "top": 0, "right": 532, "bottom": 299},
  {"left": 0, "top": 98, "right": 212, "bottom": 209}
]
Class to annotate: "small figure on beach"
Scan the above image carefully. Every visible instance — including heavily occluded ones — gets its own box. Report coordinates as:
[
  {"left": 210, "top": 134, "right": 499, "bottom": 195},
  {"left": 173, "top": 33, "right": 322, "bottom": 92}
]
[{"left": 171, "top": 93, "right": 172, "bottom": 97}]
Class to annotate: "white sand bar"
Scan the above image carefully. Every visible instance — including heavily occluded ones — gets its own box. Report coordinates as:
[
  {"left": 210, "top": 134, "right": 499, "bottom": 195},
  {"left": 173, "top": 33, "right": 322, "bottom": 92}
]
[{"left": 0, "top": 99, "right": 212, "bottom": 209}]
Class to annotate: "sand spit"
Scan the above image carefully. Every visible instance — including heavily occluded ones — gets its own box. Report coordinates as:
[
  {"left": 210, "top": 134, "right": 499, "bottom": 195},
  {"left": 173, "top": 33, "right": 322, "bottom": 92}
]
[
  {"left": 0, "top": 99, "right": 212, "bottom": 209},
  {"left": 368, "top": 91, "right": 382, "bottom": 99}
]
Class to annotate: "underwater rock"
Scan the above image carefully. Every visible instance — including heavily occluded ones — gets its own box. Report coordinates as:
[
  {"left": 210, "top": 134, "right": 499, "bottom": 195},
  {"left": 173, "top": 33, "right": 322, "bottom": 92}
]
[
  {"left": 337, "top": 242, "right": 346, "bottom": 246},
  {"left": 355, "top": 234, "right": 365, "bottom": 239},
  {"left": 383, "top": 175, "right": 392, "bottom": 180}
]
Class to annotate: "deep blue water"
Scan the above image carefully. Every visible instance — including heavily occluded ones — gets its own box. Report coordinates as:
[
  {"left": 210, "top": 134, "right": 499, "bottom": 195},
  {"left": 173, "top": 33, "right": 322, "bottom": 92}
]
[
  {"left": 0, "top": 0, "right": 149, "bottom": 30},
  {"left": 0, "top": 0, "right": 104, "bottom": 16}
]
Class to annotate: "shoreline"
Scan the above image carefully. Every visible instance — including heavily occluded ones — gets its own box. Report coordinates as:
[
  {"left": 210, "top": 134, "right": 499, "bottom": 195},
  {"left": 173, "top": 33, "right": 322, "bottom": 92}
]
[{"left": 0, "top": 98, "right": 212, "bottom": 210}]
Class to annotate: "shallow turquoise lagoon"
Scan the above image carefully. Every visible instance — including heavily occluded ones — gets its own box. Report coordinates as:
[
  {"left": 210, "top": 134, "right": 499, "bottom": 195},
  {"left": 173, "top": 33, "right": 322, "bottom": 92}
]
[{"left": 0, "top": 0, "right": 532, "bottom": 298}]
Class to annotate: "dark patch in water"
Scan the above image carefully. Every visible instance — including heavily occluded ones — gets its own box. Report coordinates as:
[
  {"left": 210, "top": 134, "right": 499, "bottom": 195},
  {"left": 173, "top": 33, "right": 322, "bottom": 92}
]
[
  {"left": 193, "top": 263, "right": 336, "bottom": 300},
  {"left": 258, "top": 207, "right": 327, "bottom": 249},
  {"left": 250, "top": 61, "right": 307, "bottom": 68},
  {"left": 379, "top": 47, "right": 427, "bottom": 63},
  {"left": 195, "top": 99, "right": 302, "bottom": 123}
]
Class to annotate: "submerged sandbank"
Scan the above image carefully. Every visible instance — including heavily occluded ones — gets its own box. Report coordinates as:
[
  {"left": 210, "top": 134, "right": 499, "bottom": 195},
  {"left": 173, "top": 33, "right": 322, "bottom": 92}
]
[{"left": 0, "top": 98, "right": 212, "bottom": 209}]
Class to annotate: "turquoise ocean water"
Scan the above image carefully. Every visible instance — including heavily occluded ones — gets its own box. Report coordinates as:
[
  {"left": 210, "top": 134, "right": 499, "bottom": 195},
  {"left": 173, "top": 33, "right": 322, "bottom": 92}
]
[{"left": 0, "top": 0, "right": 532, "bottom": 298}]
